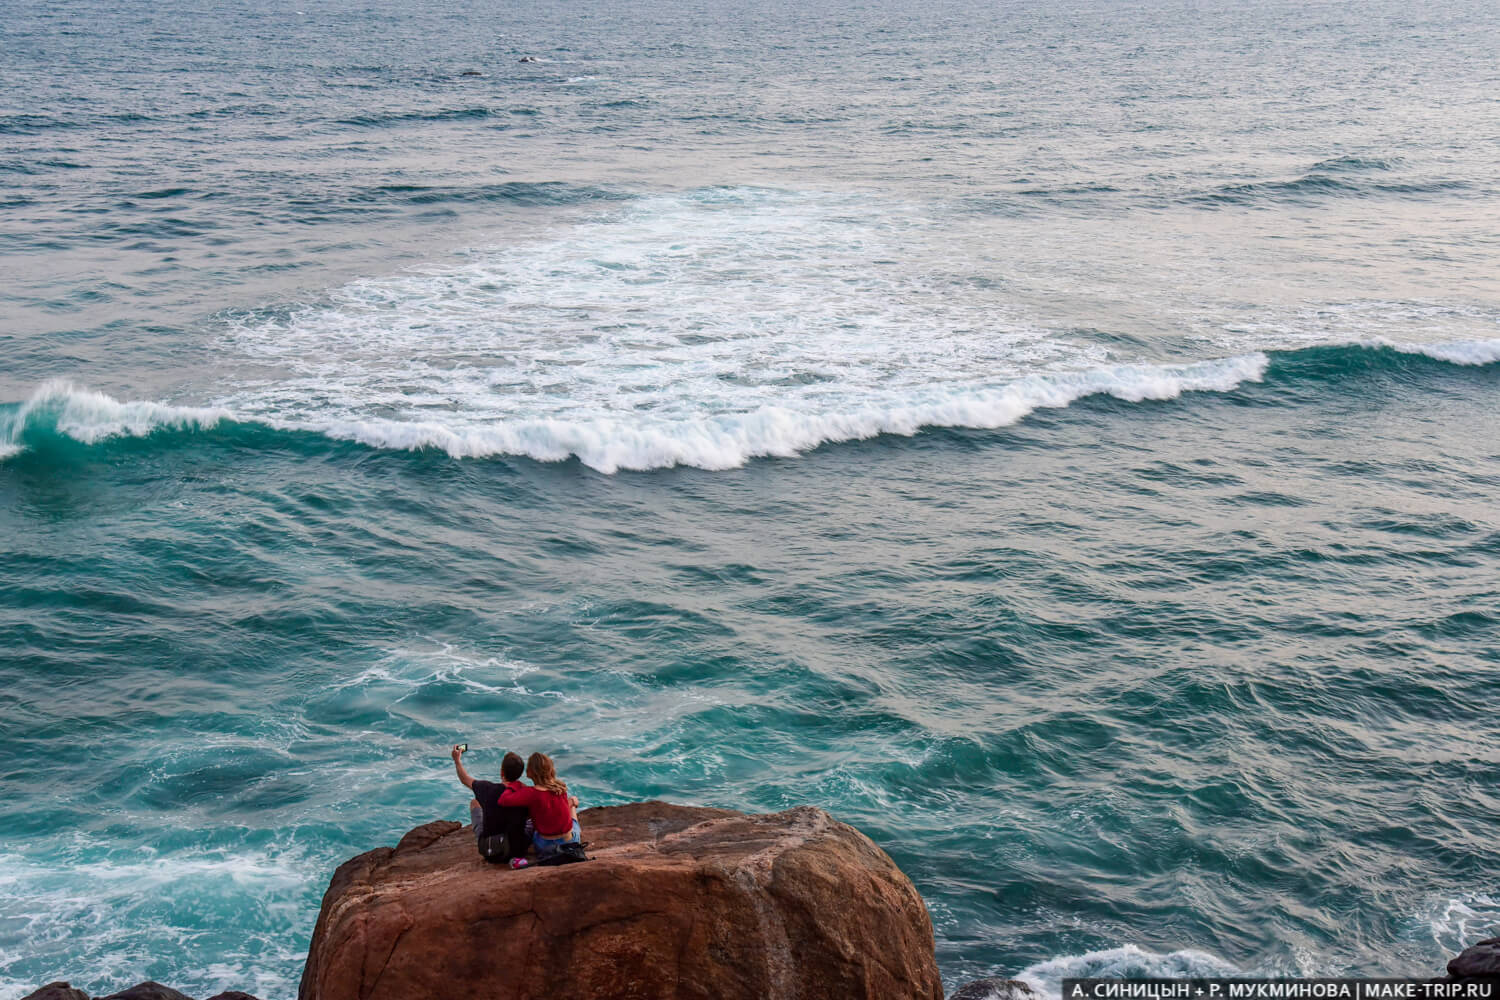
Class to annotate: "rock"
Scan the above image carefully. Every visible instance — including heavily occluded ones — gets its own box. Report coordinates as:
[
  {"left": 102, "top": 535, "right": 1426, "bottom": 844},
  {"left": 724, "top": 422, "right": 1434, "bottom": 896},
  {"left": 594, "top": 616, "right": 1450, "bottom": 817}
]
[
  {"left": 1448, "top": 937, "right": 1500, "bottom": 979},
  {"left": 950, "top": 979, "right": 1036, "bottom": 1000},
  {"left": 19, "top": 984, "right": 90, "bottom": 1000},
  {"left": 19, "top": 984, "right": 262, "bottom": 1000},
  {"left": 97, "top": 984, "right": 195, "bottom": 1000},
  {"left": 300, "top": 801, "right": 943, "bottom": 1000}
]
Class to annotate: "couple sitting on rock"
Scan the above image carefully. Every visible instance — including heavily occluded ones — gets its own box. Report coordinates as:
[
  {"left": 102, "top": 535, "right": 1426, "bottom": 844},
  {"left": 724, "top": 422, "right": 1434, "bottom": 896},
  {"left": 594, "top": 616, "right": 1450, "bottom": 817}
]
[{"left": 452, "top": 744, "right": 582, "bottom": 864}]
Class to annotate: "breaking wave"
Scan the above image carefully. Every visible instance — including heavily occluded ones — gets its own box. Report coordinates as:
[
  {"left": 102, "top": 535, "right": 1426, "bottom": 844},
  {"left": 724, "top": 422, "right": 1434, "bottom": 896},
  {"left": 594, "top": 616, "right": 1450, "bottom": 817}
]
[
  {"left": 0, "top": 356, "right": 1259, "bottom": 472},
  {"left": 3, "top": 338, "right": 1498, "bottom": 472},
  {"left": 0, "top": 383, "right": 230, "bottom": 460}
]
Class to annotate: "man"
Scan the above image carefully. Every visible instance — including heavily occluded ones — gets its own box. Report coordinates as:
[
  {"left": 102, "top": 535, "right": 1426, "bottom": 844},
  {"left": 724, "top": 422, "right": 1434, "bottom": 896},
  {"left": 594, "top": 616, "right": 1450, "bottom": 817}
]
[{"left": 452, "top": 744, "right": 530, "bottom": 862}]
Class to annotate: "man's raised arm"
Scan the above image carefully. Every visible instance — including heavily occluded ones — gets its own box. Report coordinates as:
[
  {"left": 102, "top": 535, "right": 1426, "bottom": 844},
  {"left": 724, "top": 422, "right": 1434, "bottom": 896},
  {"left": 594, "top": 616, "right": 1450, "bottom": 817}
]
[{"left": 451, "top": 744, "right": 474, "bottom": 788}]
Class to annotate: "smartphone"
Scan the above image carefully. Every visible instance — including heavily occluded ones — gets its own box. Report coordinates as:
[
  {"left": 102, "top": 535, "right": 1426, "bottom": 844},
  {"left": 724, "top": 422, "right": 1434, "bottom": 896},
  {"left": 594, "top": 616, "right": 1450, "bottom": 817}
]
[{"left": 456, "top": 743, "right": 468, "bottom": 753}]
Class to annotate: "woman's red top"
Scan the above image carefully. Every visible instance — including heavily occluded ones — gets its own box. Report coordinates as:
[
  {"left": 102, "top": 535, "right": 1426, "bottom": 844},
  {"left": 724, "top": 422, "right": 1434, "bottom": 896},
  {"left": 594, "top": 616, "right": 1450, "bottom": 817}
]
[{"left": 498, "top": 782, "right": 573, "bottom": 837}]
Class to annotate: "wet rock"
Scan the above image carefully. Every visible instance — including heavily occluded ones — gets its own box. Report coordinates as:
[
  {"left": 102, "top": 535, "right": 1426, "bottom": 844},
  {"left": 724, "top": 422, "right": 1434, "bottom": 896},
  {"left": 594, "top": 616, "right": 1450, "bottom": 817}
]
[
  {"left": 1448, "top": 936, "right": 1500, "bottom": 979},
  {"left": 97, "top": 985, "right": 195, "bottom": 1000},
  {"left": 19, "top": 984, "right": 90, "bottom": 1000}
]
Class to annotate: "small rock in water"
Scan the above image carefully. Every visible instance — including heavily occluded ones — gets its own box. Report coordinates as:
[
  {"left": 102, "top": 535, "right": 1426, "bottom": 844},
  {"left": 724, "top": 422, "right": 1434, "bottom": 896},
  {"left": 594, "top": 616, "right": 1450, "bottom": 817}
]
[
  {"left": 21, "top": 982, "right": 263, "bottom": 1000},
  {"left": 950, "top": 979, "right": 1037, "bottom": 1000},
  {"left": 518, "top": 55, "right": 540, "bottom": 62},
  {"left": 459, "top": 70, "right": 483, "bottom": 77},
  {"left": 1448, "top": 937, "right": 1500, "bottom": 979},
  {"left": 19, "top": 984, "right": 89, "bottom": 1000},
  {"left": 97, "top": 985, "right": 196, "bottom": 1000}
]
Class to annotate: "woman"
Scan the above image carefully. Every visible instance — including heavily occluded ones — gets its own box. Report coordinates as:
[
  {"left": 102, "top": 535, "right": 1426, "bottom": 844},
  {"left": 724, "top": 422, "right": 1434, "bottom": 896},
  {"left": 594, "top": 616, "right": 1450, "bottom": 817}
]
[{"left": 498, "top": 751, "right": 582, "bottom": 856}]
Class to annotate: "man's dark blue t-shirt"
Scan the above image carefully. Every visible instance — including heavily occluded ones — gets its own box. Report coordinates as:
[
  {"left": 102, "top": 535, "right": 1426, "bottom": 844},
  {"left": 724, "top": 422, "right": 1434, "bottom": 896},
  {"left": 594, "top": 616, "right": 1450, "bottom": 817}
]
[{"left": 472, "top": 779, "right": 530, "bottom": 858}]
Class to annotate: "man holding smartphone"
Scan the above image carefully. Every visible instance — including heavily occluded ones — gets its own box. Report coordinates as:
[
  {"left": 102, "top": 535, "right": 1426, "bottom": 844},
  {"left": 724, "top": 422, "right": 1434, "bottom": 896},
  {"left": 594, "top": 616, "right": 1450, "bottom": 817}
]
[{"left": 452, "top": 743, "right": 530, "bottom": 862}]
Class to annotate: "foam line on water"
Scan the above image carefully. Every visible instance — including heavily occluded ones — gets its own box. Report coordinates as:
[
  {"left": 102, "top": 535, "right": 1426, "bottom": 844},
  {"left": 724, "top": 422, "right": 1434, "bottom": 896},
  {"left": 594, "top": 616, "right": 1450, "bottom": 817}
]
[
  {"left": 3, "top": 337, "right": 1498, "bottom": 470},
  {"left": 291, "top": 353, "right": 1270, "bottom": 471},
  {"left": 1393, "top": 338, "right": 1500, "bottom": 366}
]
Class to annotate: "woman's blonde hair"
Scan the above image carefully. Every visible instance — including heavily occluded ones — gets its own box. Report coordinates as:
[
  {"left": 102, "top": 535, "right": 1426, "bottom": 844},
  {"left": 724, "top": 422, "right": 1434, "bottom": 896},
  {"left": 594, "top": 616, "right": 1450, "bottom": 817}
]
[{"left": 526, "top": 752, "right": 568, "bottom": 797}]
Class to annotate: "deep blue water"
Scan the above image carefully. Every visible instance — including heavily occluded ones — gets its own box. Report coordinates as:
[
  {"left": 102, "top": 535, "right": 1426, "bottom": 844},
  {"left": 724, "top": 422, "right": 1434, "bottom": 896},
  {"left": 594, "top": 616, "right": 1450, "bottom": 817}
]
[{"left": 3, "top": 0, "right": 1500, "bottom": 996}]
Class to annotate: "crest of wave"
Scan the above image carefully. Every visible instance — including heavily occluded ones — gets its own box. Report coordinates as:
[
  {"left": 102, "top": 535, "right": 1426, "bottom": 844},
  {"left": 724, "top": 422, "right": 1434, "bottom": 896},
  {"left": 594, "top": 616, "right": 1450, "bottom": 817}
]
[{"left": 0, "top": 380, "right": 230, "bottom": 459}]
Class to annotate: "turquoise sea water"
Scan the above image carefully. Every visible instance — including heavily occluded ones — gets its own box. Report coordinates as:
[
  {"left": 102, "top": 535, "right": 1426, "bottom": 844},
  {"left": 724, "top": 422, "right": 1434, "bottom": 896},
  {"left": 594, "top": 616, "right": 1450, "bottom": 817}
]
[{"left": 4, "top": 0, "right": 1500, "bottom": 996}]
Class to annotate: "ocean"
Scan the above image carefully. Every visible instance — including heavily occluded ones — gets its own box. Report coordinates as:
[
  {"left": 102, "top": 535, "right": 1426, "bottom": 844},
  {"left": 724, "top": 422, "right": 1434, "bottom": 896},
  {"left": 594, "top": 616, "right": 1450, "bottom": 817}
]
[{"left": 2, "top": 0, "right": 1499, "bottom": 995}]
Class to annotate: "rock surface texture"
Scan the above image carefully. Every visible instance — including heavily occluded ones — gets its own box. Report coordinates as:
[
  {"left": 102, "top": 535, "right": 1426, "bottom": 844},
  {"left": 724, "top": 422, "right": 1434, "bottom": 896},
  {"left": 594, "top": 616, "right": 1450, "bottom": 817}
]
[
  {"left": 20, "top": 985, "right": 90, "bottom": 1000},
  {"left": 299, "top": 801, "right": 944, "bottom": 1000},
  {"left": 1447, "top": 937, "right": 1500, "bottom": 980},
  {"left": 18, "top": 985, "right": 260, "bottom": 1000}
]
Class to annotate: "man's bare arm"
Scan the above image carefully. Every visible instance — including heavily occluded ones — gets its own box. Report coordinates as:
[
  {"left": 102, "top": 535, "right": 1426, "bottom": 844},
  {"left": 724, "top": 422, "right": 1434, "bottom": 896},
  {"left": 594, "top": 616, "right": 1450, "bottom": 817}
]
[{"left": 452, "top": 745, "right": 474, "bottom": 788}]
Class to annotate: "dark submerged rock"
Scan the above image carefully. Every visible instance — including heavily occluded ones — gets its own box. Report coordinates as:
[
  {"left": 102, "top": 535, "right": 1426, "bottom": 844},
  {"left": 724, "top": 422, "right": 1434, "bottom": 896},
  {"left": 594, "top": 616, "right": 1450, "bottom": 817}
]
[
  {"left": 950, "top": 979, "right": 1037, "bottom": 1000},
  {"left": 96, "top": 985, "right": 195, "bottom": 1000}
]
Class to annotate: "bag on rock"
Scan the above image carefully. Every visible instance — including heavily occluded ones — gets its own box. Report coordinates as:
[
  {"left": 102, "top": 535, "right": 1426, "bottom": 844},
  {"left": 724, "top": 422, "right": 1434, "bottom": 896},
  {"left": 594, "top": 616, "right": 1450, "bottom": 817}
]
[{"left": 535, "top": 842, "right": 589, "bottom": 866}]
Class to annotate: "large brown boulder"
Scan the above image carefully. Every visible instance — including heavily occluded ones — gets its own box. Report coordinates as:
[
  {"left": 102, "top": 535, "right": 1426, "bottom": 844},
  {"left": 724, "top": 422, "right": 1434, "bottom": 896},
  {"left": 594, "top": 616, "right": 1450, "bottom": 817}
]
[{"left": 299, "top": 801, "right": 943, "bottom": 1000}]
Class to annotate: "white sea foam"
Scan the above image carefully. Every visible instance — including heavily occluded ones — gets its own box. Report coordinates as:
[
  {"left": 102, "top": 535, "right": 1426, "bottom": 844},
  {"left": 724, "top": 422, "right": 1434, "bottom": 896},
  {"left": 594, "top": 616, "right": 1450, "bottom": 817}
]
[
  {"left": 333, "top": 644, "right": 542, "bottom": 696},
  {"left": 1396, "top": 337, "right": 1500, "bottom": 366},
  {"left": 0, "top": 847, "right": 309, "bottom": 999},
  {"left": 6, "top": 191, "right": 1499, "bottom": 471},
  {"left": 1016, "top": 944, "right": 1244, "bottom": 996},
  {"left": 200, "top": 189, "right": 1500, "bottom": 469},
  {"left": 1421, "top": 892, "right": 1500, "bottom": 956},
  {"left": 284, "top": 353, "right": 1270, "bottom": 471},
  {"left": 8, "top": 334, "right": 1498, "bottom": 471}
]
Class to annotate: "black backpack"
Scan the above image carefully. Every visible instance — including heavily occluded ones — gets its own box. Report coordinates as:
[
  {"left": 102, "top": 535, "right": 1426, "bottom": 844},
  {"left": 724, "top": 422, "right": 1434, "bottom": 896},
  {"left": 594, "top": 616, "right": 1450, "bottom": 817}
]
[{"left": 477, "top": 832, "right": 513, "bottom": 864}]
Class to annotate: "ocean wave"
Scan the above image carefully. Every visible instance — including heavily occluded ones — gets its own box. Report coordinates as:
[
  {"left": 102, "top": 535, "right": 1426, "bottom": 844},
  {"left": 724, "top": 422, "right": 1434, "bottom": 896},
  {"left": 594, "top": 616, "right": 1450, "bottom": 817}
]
[
  {"left": 360, "top": 180, "right": 631, "bottom": 207},
  {"left": 1396, "top": 338, "right": 1500, "bottom": 366},
  {"left": 0, "top": 380, "right": 230, "bottom": 457},
  {"left": 1190, "top": 173, "right": 1472, "bottom": 208},
  {"left": 336, "top": 106, "right": 500, "bottom": 128},
  {"left": 1309, "top": 156, "right": 1400, "bottom": 173},
  {"left": 2, "top": 357, "right": 1264, "bottom": 472},
  {"left": 301, "top": 354, "right": 1270, "bottom": 471},
  {"left": 4, "top": 339, "right": 1498, "bottom": 471}
]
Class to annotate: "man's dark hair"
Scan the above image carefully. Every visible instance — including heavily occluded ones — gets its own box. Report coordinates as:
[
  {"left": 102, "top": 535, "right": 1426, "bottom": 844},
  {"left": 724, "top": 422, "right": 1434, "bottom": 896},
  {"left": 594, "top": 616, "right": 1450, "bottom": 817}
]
[{"left": 502, "top": 751, "right": 525, "bottom": 782}]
